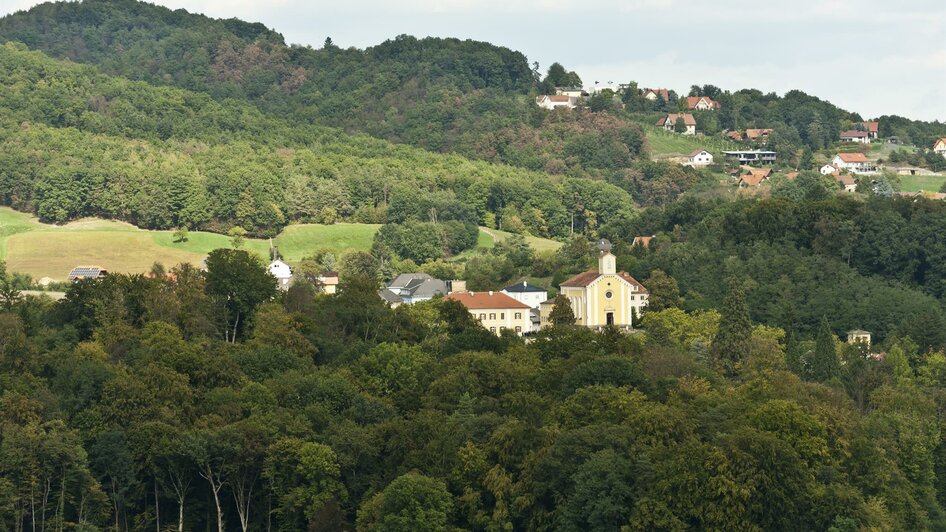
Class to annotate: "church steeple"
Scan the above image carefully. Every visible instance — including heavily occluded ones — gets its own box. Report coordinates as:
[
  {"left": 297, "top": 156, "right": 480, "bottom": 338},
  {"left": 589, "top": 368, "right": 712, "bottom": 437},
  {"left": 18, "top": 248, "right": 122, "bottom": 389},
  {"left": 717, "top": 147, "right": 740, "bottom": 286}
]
[{"left": 598, "top": 250, "right": 616, "bottom": 275}]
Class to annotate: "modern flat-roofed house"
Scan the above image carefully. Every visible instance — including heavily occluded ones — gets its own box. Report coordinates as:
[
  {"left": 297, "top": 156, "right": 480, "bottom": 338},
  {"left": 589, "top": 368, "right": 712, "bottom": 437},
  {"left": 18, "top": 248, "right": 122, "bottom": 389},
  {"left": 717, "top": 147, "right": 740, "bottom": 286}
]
[
  {"left": 934, "top": 138, "right": 946, "bottom": 158},
  {"left": 686, "top": 96, "right": 720, "bottom": 110},
  {"left": 840, "top": 130, "right": 870, "bottom": 144},
  {"left": 68, "top": 266, "right": 108, "bottom": 282},
  {"left": 833, "top": 153, "right": 877, "bottom": 174},
  {"left": 536, "top": 95, "right": 578, "bottom": 110},
  {"left": 723, "top": 150, "right": 777, "bottom": 165},
  {"left": 656, "top": 113, "right": 696, "bottom": 135},
  {"left": 687, "top": 149, "right": 714, "bottom": 166},
  {"left": 446, "top": 291, "right": 532, "bottom": 336}
]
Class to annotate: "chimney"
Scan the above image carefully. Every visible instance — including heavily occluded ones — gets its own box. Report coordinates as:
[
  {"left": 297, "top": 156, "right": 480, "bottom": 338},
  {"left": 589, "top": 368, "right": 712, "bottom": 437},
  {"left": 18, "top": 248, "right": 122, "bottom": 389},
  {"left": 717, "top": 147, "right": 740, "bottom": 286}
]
[
  {"left": 523, "top": 281, "right": 528, "bottom": 287},
  {"left": 488, "top": 291, "right": 493, "bottom": 296}
]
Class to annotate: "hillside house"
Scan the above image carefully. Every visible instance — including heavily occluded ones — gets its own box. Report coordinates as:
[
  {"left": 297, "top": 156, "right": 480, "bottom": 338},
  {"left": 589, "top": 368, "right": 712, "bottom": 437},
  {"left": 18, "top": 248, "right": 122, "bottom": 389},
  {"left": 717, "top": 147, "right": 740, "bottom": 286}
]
[
  {"left": 536, "top": 95, "right": 578, "bottom": 110},
  {"left": 68, "top": 266, "right": 108, "bottom": 282},
  {"left": 542, "top": 241, "right": 648, "bottom": 329},
  {"left": 501, "top": 281, "right": 547, "bottom": 310},
  {"left": 847, "top": 329, "right": 872, "bottom": 347},
  {"left": 686, "top": 96, "right": 720, "bottom": 110},
  {"left": 934, "top": 138, "right": 946, "bottom": 158},
  {"left": 318, "top": 271, "right": 339, "bottom": 294},
  {"left": 380, "top": 273, "right": 449, "bottom": 306},
  {"left": 820, "top": 164, "right": 839, "bottom": 175},
  {"left": 446, "top": 291, "right": 532, "bottom": 336},
  {"left": 745, "top": 129, "right": 773, "bottom": 144},
  {"left": 642, "top": 88, "right": 670, "bottom": 102},
  {"left": 555, "top": 87, "right": 586, "bottom": 98},
  {"left": 656, "top": 113, "right": 696, "bottom": 135},
  {"left": 835, "top": 174, "right": 857, "bottom": 192},
  {"left": 833, "top": 153, "right": 877, "bottom": 174},
  {"left": 859, "top": 122, "right": 880, "bottom": 140},
  {"left": 723, "top": 150, "right": 777, "bottom": 165},
  {"left": 267, "top": 259, "right": 293, "bottom": 291},
  {"left": 738, "top": 167, "right": 773, "bottom": 187},
  {"left": 632, "top": 235, "right": 655, "bottom": 248},
  {"left": 840, "top": 130, "right": 870, "bottom": 144},
  {"left": 687, "top": 149, "right": 714, "bottom": 166}
]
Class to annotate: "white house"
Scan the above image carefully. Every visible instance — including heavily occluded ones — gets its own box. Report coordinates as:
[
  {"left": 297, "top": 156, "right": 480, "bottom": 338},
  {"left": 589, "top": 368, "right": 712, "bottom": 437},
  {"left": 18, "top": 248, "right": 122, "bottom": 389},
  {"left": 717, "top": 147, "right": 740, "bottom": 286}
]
[
  {"left": 501, "top": 281, "right": 548, "bottom": 309},
  {"left": 687, "top": 149, "right": 714, "bottom": 166},
  {"left": 840, "top": 130, "right": 870, "bottom": 144},
  {"left": 656, "top": 113, "right": 696, "bottom": 135},
  {"left": 268, "top": 259, "right": 293, "bottom": 291},
  {"left": 686, "top": 96, "right": 720, "bottom": 110},
  {"left": 642, "top": 88, "right": 670, "bottom": 101},
  {"left": 833, "top": 153, "right": 877, "bottom": 174},
  {"left": 536, "top": 95, "right": 577, "bottom": 110},
  {"left": 820, "top": 164, "right": 838, "bottom": 175},
  {"left": 555, "top": 87, "right": 586, "bottom": 98},
  {"left": 934, "top": 138, "right": 946, "bottom": 158}
]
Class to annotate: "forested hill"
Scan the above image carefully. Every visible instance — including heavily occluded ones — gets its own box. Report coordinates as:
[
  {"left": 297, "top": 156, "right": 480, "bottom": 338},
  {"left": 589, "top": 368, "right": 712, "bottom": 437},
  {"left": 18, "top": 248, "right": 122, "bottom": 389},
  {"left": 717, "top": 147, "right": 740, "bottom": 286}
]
[
  {"left": 0, "top": 0, "right": 648, "bottom": 176},
  {"left": 0, "top": 42, "right": 632, "bottom": 236}
]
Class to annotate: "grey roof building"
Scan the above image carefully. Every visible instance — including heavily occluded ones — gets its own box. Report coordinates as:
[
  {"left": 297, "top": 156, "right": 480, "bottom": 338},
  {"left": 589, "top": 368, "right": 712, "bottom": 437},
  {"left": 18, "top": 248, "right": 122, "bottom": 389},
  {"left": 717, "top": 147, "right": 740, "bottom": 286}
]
[{"left": 381, "top": 273, "right": 449, "bottom": 306}]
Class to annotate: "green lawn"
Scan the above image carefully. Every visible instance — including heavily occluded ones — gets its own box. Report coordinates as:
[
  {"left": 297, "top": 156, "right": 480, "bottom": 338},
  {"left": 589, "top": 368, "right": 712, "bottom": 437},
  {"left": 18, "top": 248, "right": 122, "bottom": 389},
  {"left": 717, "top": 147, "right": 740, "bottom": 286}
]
[
  {"left": 643, "top": 125, "right": 739, "bottom": 158},
  {"left": 899, "top": 175, "right": 946, "bottom": 193},
  {"left": 0, "top": 208, "right": 562, "bottom": 280}
]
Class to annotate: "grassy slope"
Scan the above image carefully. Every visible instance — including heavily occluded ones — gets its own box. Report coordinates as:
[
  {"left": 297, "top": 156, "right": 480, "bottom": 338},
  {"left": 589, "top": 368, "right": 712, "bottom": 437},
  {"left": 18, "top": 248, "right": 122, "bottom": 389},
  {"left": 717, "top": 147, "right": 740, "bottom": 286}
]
[
  {"left": 0, "top": 208, "right": 561, "bottom": 279},
  {"left": 642, "top": 125, "right": 740, "bottom": 158},
  {"left": 899, "top": 175, "right": 946, "bottom": 193}
]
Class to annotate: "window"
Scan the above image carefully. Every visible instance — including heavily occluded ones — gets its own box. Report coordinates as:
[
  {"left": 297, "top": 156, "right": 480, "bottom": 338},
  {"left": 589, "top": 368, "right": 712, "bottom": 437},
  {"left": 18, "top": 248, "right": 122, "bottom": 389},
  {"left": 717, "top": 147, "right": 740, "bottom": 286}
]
[
  {"left": 490, "top": 327, "right": 496, "bottom": 333},
  {"left": 514, "top": 312, "right": 522, "bottom": 320},
  {"left": 515, "top": 326, "right": 522, "bottom": 333},
  {"left": 605, "top": 290, "right": 614, "bottom": 299},
  {"left": 500, "top": 313, "right": 505, "bottom": 319},
  {"left": 479, "top": 313, "right": 486, "bottom": 320},
  {"left": 489, "top": 313, "right": 496, "bottom": 320}
]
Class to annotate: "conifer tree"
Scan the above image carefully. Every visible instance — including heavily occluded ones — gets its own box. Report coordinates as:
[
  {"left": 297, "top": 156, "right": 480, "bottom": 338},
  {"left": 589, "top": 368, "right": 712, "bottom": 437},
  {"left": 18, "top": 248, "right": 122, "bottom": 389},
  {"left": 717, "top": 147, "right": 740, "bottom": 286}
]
[
  {"left": 809, "top": 316, "right": 840, "bottom": 381},
  {"left": 711, "top": 278, "right": 752, "bottom": 377},
  {"left": 548, "top": 294, "right": 576, "bottom": 326}
]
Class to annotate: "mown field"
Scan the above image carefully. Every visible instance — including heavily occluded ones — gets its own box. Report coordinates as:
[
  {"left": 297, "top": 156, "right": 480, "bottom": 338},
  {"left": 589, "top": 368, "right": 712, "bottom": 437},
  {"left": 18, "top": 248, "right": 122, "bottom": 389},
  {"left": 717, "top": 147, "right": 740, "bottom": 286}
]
[
  {"left": 0, "top": 208, "right": 560, "bottom": 280},
  {"left": 642, "top": 125, "right": 740, "bottom": 158},
  {"left": 899, "top": 174, "right": 946, "bottom": 193}
]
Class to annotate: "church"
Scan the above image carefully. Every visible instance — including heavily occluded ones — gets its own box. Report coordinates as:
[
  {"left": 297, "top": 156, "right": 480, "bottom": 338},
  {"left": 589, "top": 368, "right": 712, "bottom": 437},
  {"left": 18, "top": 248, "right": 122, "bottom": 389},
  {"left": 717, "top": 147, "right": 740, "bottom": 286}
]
[{"left": 541, "top": 240, "right": 649, "bottom": 329}]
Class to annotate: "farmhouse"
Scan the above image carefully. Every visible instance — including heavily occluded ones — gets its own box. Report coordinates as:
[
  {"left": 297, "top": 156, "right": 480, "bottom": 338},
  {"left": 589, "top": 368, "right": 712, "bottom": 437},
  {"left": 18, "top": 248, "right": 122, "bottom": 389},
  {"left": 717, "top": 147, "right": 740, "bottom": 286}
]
[
  {"left": 744, "top": 129, "right": 773, "bottom": 144},
  {"left": 656, "top": 113, "right": 696, "bottom": 135},
  {"left": 723, "top": 150, "right": 777, "bottom": 165},
  {"left": 687, "top": 149, "right": 714, "bottom": 166},
  {"left": 738, "top": 168, "right": 773, "bottom": 187},
  {"left": 68, "top": 266, "right": 108, "bottom": 282},
  {"left": 840, "top": 130, "right": 870, "bottom": 144},
  {"left": 544, "top": 241, "right": 648, "bottom": 329},
  {"left": 535, "top": 95, "right": 577, "bottom": 110},
  {"left": 686, "top": 96, "right": 721, "bottom": 110},
  {"left": 833, "top": 153, "right": 877, "bottom": 174},
  {"left": 835, "top": 174, "right": 857, "bottom": 193},
  {"left": 318, "top": 271, "right": 339, "bottom": 294},
  {"left": 934, "top": 138, "right": 946, "bottom": 158},
  {"left": 446, "top": 291, "right": 532, "bottom": 336},
  {"left": 859, "top": 122, "right": 880, "bottom": 140},
  {"left": 268, "top": 259, "right": 293, "bottom": 291},
  {"left": 642, "top": 88, "right": 670, "bottom": 101}
]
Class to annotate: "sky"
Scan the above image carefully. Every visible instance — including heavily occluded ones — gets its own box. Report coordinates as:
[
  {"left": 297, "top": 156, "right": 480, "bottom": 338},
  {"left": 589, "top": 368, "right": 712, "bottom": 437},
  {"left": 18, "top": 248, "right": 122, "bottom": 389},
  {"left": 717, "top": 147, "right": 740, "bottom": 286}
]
[{"left": 3, "top": 0, "right": 945, "bottom": 121}]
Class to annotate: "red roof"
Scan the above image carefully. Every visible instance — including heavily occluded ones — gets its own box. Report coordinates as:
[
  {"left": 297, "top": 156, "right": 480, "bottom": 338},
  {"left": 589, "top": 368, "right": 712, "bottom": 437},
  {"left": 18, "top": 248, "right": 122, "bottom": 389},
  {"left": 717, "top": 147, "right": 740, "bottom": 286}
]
[
  {"left": 836, "top": 152, "right": 868, "bottom": 163},
  {"left": 835, "top": 174, "right": 856, "bottom": 186},
  {"left": 643, "top": 88, "right": 670, "bottom": 101},
  {"left": 656, "top": 113, "right": 696, "bottom": 127},
  {"left": 934, "top": 138, "right": 946, "bottom": 149},
  {"left": 686, "top": 96, "right": 720, "bottom": 109},
  {"left": 446, "top": 291, "right": 530, "bottom": 309},
  {"left": 538, "top": 95, "right": 572, "bottom": 103},
  {"left": 632, "top": 236, "right": 654, "bottom": 247},
  {"left": 862, "top": 122, "right": 879, "bottom": 133},
  {"left": 560, "top": 270, "right": 647, "bottom": 292},
  {"left": 744, "top": 128, "right": 773, "bottom": 140},
  {"left": 726, "top": 130, "right": 744, "bottom": 141}
]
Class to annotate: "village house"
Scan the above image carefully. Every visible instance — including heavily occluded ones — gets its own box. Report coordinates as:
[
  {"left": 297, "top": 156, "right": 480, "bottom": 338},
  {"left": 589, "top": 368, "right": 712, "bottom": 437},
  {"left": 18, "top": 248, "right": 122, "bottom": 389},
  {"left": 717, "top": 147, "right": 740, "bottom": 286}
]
[
  {"left": 833, "top": 153, "right": 877, "bottom": 174},
  {"left": 723, "top": 150, "right": 777, "bottom": 166},
  {"left": 379, "top": 273, "right": 450, "bottom": 306},
  {"left": 840, "top": 130, "right": 870, "bottom": 144},
  {"left": 744, "top": 129, "right": 773, "bottom": 144},
  {"left": 858, "top": 122, "right": 880, "bottom": 140},
  {"left": 68, "top": 266, "right": 108, "bottom": 282},
  {"left": 535, "top": 95, "right": 578, "bottom": 110},
  {"left": 268, "top": 259, "right": 293, "bottom": 291},
  {"left": 501, "top": 281, "right": 547, "bottom": 309},
  {"left": 738, "top": 167, "right": 773, "bottom": 187},
  {"left": 541, "top": 241, "right": 648, "bottom": 329},
  {"left": 847, "top": 329, "right": 872, "bottom": 347},
  {"left": 642, "top": 88, "right": 670, "bottom": 102},
  {"left": 820, "top": 164, "right": 839, "bottom": 175},
  {"left": 934, "top": 138, "right": 946, "bottom": 158},
  {"left": 318, "top": 271, "right": 339, "bottom": 294},
  {"left": 835, "top": 174, "right": 857, "bottom": 193},
  {"left": 446, "top": 291, "right": 532, "bottom": 336},
  {"left": 555, "top": 87, "right": 586, "bottom": 98},
  {"left": 687, "top": 149, "right": 714, "bottom": 167},
  {"left": 632, "top": 236, "right": 654, "bottom": 248},
  {"left": 686, "top": 96, "right": 720, "bottom": 110},
  {"left": 656, "top": 113, "right": 696, "bottom": 135}
]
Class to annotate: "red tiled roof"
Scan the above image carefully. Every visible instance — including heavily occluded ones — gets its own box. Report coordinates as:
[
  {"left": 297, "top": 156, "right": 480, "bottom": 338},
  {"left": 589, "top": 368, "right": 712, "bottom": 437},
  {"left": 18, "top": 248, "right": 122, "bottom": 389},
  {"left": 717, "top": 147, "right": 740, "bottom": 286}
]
[
  {"left": 835, "top": 174, "right": 856, "bottom": 186},
  {"left": 446, "top": 291, "right": 530, "bottom": 309},
  {"left": 686, "top": 96, "right": 720, "bottom": 109},
  {"left": 726, "top": 130, "right": 744, "bottom": 141},
  {"left": 862, "top": 121, "right": 879, "bottom": 133},
  {"left": 656, "top": 113, "right": 696, "bottom": 127},
  {"left": 836, "top": 152, "right": 868, "bottom": 163},
  {"left": 560, "top": 270, "right": 648, "bottom": 292},
  {"left": 744, "top": 128, "right": 773, "bottom": 140},
  {"left": 643, "top": 88, "right": 670, "bottom": 100},
  {"left": 632, "top": 236, "right": 654, "bottom": 247},
  {"left": 537, "top": 95, "right": 572, "bottom": 103}
]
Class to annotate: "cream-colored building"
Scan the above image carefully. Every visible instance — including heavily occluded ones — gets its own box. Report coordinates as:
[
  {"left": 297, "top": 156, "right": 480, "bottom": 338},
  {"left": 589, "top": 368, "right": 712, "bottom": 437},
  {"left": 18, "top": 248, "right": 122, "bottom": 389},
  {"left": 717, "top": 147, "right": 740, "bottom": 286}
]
[
  {"left": 543, "top": 249, "right": 649, "bottom": 329},
  {"left": 446, "top": 291, "right": 532, "bottom": 336}
]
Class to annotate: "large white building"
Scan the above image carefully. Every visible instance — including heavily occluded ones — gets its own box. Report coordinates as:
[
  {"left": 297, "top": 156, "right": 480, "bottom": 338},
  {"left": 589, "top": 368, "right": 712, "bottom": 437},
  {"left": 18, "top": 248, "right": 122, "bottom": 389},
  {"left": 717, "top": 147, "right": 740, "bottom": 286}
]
[
  {"left": 268, "top": 259, "right": 293, "bottom": 291},
  {"left": 501, "top": 281, "right": 548, "bottom": 309},
  {"left": 833, "top": 153, "right": 878, "bottom": 175},
  {"left": 535, "top": 95, "right": 578, "bottom": 110}
]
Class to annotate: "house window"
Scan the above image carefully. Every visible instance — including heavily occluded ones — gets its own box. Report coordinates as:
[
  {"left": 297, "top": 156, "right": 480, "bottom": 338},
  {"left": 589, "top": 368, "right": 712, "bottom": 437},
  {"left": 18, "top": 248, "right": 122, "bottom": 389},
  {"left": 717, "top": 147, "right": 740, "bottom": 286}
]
[
  {"left": 490, "top": 327, "right": 496, "bottom": 333},
  {"left": 479, "top": 313, "right": 486, "bottom": 320},
  {"left": 605, "top": 291, "right": 613, "bottom": 299},
  {"left": 500, "top": 313, "right": 505, "bottom": 319},
  {"left": 489, "top": 313, "right": 496, "bottom": 320},
  {"left": 514, "top": 312, "right": 522, "bottom": 319},
  {"left": 515, "top": 326, "right": 522, "bottom": 333}
]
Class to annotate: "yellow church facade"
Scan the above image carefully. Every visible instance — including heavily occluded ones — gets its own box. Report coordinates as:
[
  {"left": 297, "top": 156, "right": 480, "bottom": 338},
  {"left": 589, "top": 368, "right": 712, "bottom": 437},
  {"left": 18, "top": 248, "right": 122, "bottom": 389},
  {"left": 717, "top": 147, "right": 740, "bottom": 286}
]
[{"left": 541, "top": 250, "right": 649, "bottom": 328}]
